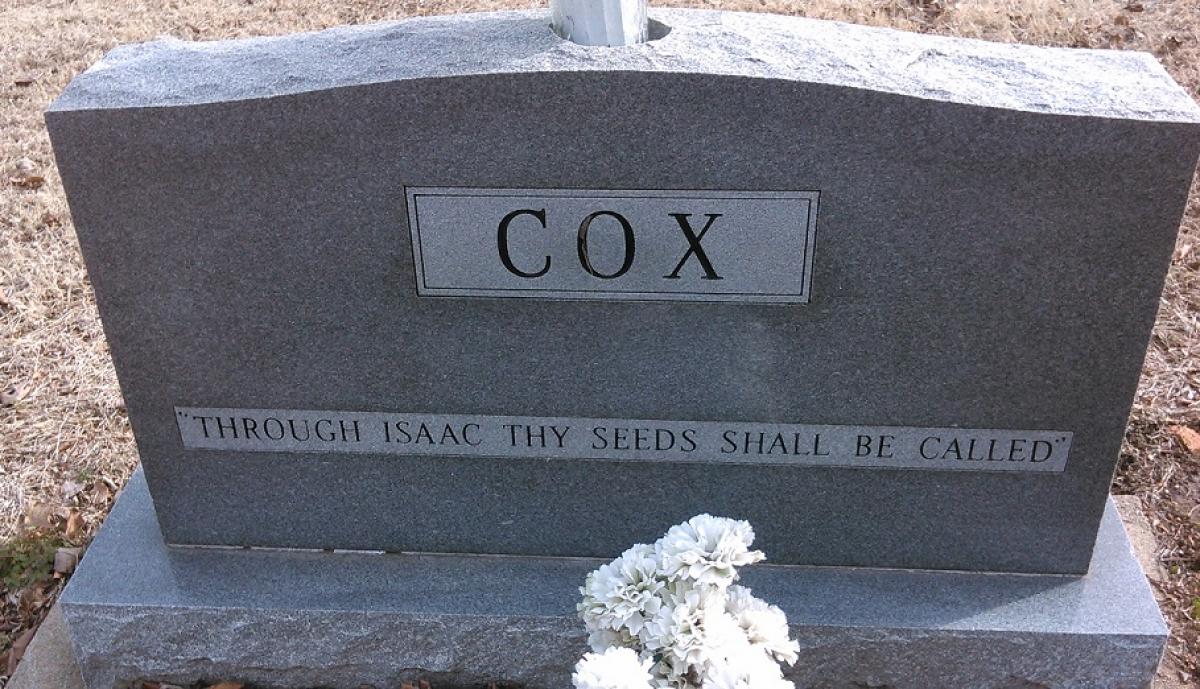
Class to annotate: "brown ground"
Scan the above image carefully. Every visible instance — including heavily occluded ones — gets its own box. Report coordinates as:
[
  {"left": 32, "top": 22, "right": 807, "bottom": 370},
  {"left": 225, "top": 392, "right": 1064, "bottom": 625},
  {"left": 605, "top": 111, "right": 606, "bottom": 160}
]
[{"left": 1, "top": 0, "right": 1198, "bottom": 685}]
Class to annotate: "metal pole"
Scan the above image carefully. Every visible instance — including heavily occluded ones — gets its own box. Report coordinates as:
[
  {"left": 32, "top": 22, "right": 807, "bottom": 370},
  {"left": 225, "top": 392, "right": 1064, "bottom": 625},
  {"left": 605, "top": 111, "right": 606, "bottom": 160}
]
[{"left": 551, "top": 0, "right": 649, "bottom": 46}]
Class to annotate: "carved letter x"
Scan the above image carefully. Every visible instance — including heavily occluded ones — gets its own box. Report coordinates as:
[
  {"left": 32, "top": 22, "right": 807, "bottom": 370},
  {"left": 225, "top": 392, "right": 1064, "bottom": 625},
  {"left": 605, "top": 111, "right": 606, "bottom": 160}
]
[{"left": 664, "top": 213, "right": 723, "bottom": 280}]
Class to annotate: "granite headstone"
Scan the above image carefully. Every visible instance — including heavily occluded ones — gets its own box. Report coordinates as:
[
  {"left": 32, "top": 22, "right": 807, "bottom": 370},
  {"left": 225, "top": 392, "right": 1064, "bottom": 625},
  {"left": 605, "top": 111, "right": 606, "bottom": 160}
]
[
  {"left": 46, "top": 8, "right": 1199, "bottom": 688},
  {"left": 48, "top": 9, "right": 1200, "bottom": 574}
]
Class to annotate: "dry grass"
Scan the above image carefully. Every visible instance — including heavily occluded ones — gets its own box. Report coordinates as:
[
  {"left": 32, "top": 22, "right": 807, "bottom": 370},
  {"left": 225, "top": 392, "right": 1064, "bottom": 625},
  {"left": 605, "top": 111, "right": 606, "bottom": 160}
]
[{"left": 1, "top": 0, "right": 1198, "bottom": 685}]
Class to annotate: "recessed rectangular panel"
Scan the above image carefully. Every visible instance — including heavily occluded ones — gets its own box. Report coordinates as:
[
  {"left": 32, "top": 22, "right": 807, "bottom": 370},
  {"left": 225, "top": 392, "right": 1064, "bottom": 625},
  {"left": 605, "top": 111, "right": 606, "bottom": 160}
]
[
  {"left": 176, "top": 407, "right": 1071, "bottom": 472},
  {"left": 406, "top": 188, "right": 818, "bottom": 303}
]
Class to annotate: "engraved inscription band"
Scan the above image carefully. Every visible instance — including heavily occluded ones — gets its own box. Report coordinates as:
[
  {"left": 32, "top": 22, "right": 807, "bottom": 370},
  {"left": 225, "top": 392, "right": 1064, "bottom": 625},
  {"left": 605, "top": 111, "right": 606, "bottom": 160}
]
[
  {"left": 406, "top": 188, "right": 819, "bottom": 303},
  {"left": 176, "top": 407, "right": 1071, "bottom": 473}
]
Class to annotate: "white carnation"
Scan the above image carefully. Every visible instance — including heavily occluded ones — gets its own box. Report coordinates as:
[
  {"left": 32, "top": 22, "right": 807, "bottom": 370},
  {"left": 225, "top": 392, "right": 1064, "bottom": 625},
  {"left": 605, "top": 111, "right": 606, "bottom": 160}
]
[
  {"left": 573, "top": 647, "right": 656, "bottom": 689},
  {"left": 739, "top": 646, "right": 794, "bottom": 689},
  {"left": 656, "top": 515, "right": 764, "bottom": 588},
  {"left": 579, "top": 543, "right": 667, "bottom": 637},
  {"left": 576, "top": 515, "right": 791, "bottom": 689},
  {"left": 702, "top": 660, "right": 747, "bottom": 689},
  {"left": 702, "top": 645, "right": 794, "bottom": 689},
  {"left": 725, "top": 585, "right": 800, "bottom": 664},
  {"left": 700, "top": 604, "right": 753, "bottom": 657},
  {"left": 640, "top": 580, "right": 724, "bottom": 651},
  {"left": 587, "top": 627, "right": 638, "bottom": 653},
  {"left": 643, "top": 591, "right": 708, "bottom": 677},
  {"left": 660, "top": 578, "right": 728, "bottom": 615},
  {"left": 644, "top": 583, "right": 754, "bottom": 686}
]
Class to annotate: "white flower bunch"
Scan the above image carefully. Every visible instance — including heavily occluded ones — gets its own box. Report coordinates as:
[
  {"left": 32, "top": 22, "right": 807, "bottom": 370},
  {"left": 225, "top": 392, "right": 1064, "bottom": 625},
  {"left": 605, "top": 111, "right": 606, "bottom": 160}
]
[
  {"left": 573, "top": 515, "right": 799, "bottom": 689},
  {"left": 573, "top": 648, "right": 656, "bottom": 689}
]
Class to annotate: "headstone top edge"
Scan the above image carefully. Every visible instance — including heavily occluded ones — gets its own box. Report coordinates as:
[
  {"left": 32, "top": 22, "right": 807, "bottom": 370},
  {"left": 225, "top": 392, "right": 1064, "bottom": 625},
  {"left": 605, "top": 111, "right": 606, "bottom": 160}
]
[
  {"left": 46, "top": 8, "right": 1200, "bottom": 124},
  {"left": 44, "top": 9, "right": 1200, "bottom": 124}
]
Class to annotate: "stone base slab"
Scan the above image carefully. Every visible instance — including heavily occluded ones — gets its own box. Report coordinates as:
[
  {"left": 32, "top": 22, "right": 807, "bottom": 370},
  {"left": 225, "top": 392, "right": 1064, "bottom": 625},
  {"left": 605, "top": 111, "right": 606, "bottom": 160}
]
[{"left": 59, "top": 467, "right": 1167, "bottom": 689}]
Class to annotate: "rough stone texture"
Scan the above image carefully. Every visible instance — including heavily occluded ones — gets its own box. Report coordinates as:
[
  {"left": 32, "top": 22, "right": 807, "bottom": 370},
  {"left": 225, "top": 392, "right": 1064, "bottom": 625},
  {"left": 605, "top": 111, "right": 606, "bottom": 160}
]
[
  {"left": 7, "top": 606, "right": 85, "bottom": 689},
  {"left": 47, "top": 10, "right": 1200, "bottom": 120},
  {"left": 1114, "top": 495, "right": 1168, "bottom": 584},
  {"left": 46, "top": 9, "right": 1200, "bottom": 573},
  {"left": 61, "top": 468, "right": 1166, "bottom": 689}
]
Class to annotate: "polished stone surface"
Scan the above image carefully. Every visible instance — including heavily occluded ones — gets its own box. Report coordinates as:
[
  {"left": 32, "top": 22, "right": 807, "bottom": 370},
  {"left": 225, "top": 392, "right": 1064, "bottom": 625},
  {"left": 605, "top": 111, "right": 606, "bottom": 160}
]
[
  {"left": 47, "top": 10, "right": 1200, "bottom": 572},
  {"left": 60, "top": 468, "right": 1166, "bottom": 689}
]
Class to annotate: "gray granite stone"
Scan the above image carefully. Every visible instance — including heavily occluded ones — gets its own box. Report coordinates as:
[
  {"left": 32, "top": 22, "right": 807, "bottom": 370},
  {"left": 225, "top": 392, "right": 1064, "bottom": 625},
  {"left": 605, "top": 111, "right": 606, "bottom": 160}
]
[
  {"left": 7, "top": 606, "right": 85, "bottom": 689},
  {"left": 46, "top": 9, "right": 1200, "bottom": 573},
  {"left": 47, "top": 10, "right": 1200, "bottom": 120},
  {"left": 61, "top": 467, "right": 1166, "bottom": 689}
]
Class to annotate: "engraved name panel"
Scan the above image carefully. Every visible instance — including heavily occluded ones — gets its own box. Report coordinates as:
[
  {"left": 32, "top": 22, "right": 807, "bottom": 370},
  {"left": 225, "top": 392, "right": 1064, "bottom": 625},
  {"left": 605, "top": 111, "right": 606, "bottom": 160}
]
[
  {"left": 405, "top": 187, "right": 819, "bottom": 303},
  {"left": 176, "top": 407, "right": 1071, "bottom": 473}
]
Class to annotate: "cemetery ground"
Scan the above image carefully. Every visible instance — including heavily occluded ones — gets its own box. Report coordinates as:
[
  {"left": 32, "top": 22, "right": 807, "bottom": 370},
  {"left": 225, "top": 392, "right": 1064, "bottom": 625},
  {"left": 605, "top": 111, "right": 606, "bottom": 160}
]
[{"left": 1, "top": 0, "right": 1199, "bottom": 686}]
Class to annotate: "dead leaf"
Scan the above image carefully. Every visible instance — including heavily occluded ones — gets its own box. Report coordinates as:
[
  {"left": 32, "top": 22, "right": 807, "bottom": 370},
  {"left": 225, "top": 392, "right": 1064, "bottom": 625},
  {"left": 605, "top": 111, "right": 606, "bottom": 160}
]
[
  {"left": 64, "top": 511, "right": 84, "bottom": 540},
  {"left": 91, "top": 480, "right": 114, "bottom": 504},
  {"left": 1, "top": 381, "right": 30, "bottom": 406},
  {"left": 1169, "top": 425, "right": 1200, "bottom": 455},
  {"left": 21, "top": 503, "right": 54, "bottom": 531},
  {"left": 17, "top": 584, "right": 49, "bottom": 617},
  {"left": 12, "top": 624, "right": 36, "bottom": 647},
  {"left": 13, "top": 74, "right": 37, "bottom": 87},
  {"left": 61, "top": 480, "right": 85, "bottom": 500},
  {"left": 6, "top": 628, "right": 33, "bottom": 674},
  {"left": 9, "top": 175, "right": 44, "bottom": 190},
  {"left": 53, "top": 547, "right": 81, "bottom": 575}
]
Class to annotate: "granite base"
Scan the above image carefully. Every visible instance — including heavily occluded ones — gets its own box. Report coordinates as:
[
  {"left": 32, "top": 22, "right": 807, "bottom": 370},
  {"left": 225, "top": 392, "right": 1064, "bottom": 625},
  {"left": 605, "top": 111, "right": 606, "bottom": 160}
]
[{"left": 61, "top": 468, "right": 1167, "bottom": 689}]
